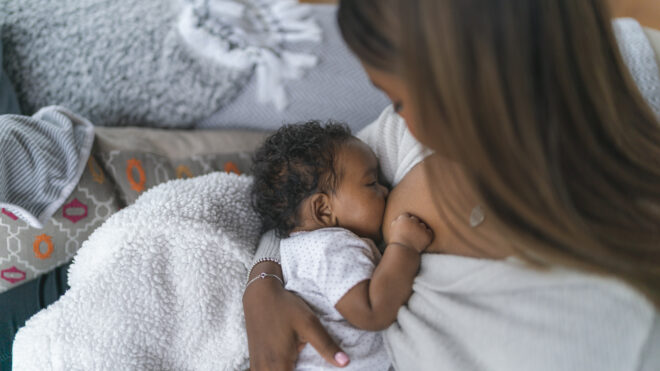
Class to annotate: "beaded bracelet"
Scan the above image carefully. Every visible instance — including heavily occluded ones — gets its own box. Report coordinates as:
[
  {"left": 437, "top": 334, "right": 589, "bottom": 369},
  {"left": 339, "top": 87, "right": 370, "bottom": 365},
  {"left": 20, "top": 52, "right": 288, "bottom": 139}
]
[
  {"left": 245, "top": 272, "right": 284, "bottom": 290},
  {"left": 246, "top": 257, "right": 281, "bottom": 282}
]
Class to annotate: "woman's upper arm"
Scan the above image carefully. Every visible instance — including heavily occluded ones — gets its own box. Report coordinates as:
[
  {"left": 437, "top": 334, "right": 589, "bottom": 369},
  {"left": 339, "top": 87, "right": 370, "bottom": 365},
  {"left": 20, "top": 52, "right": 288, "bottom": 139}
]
[
  {"left": 356, "top": 105, "right": 403, "bottom": 186},
  {"left": 356, "top": 105, "right": 431, "bottom": 187}
]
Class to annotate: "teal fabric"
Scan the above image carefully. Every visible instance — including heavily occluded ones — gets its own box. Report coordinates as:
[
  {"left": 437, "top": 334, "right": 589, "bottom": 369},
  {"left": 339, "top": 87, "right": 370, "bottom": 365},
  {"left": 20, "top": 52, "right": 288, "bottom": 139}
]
[
  {"left": 0, "top": 31, "right": 21, "bottom": 115},
  {"left": 0, "top": 262, "right": 71, "bottom": 371},
  {"left": 0, "top": 263, "right": 71, "bottom": 371},
  {"left": 0, "top": 34, "right": 38, "bottom": 370}
]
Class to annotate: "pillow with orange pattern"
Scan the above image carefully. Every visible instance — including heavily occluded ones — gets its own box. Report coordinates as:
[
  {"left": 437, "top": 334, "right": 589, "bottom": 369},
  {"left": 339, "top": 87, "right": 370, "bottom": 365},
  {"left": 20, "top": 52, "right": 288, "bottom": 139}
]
[{"left": 0, "top": 127, "right": 268, "bottom": 293}]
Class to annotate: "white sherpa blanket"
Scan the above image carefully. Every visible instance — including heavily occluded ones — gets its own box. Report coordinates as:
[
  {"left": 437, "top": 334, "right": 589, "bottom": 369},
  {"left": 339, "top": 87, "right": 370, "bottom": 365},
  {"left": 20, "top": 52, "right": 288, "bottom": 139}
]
[{"left": 12, "top": 172, "right": 261, "bottom": 370}]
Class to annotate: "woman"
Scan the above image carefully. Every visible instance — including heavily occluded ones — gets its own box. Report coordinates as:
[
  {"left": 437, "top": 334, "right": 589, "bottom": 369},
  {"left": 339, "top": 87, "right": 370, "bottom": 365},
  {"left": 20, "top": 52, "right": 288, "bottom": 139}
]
[{"left": 243, "top": 0, "right": 660, "bottom": 369}]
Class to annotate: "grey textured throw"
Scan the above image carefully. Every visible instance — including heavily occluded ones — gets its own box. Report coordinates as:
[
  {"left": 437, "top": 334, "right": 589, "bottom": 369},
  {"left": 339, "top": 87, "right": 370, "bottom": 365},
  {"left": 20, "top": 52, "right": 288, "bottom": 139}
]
[{"left": 1, "top": 0, "right": 251, "bottom": 127}]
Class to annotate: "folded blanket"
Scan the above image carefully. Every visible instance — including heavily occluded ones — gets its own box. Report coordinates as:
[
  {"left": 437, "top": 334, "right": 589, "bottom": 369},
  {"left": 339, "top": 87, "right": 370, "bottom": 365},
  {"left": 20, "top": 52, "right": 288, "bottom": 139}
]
[
  {"left": 0, "top": 106, "right": 94, "bottom": 228},
  {"left": 12, "top": 172, "right": 261, "bottom": 370}
]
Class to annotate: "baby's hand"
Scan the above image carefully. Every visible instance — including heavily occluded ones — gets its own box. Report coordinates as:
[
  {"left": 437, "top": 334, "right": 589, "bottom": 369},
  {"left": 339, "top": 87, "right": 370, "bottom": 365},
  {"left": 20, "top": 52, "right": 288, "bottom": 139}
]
[{"left": 388, "top": 213, "right": 434, "bottom": 253}]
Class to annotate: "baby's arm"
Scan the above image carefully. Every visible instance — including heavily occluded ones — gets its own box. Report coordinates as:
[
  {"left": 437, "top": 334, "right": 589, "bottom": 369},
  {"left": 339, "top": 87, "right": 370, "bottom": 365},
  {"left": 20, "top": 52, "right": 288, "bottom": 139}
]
[{"left": 335, "top": 213, "right": 433, "bottom": 331}]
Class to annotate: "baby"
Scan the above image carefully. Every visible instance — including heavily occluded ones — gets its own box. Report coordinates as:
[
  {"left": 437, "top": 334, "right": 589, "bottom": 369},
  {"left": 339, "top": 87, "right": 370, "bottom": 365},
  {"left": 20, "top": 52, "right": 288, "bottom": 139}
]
[{"left": 251, "top": 121, "right": 433, "bottom": 370}]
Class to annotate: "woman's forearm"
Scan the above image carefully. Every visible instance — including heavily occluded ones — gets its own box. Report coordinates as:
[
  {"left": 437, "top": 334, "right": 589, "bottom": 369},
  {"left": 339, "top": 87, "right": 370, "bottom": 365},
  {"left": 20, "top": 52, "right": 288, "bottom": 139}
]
[{"left": 243, "top": 234, "right": 348, "bottom": 369}]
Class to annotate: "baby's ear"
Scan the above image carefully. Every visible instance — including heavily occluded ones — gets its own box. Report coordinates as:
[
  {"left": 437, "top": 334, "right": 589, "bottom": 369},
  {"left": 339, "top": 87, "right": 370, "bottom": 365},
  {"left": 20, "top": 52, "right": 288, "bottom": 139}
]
[{"left": 310, "top": 193, "right": 337, "bottom": 228}]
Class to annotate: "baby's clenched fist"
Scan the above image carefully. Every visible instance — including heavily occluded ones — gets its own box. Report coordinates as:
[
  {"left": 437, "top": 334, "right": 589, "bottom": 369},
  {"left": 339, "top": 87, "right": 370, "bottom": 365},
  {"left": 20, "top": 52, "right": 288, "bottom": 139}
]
[{"left": 388, "top": 213, "right": 434, "bottom": 253}]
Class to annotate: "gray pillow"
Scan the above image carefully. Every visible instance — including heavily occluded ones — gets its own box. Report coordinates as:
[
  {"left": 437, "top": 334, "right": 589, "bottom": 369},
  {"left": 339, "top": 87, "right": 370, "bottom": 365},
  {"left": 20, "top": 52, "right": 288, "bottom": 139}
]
[{"left": 0, "top": 128, "right": 268, "bottom": 293}]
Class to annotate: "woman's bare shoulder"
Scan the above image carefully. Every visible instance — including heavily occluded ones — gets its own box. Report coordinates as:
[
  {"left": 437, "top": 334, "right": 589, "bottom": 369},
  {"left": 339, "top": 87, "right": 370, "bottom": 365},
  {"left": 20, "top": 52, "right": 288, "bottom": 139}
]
[{"left": 382, "top": 155, "right": 514, "bottom": 259}]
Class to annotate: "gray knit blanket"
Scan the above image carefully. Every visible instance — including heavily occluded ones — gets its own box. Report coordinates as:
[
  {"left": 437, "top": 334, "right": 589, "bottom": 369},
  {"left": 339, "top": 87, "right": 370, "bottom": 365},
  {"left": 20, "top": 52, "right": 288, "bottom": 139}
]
[{"left": 0, "top": 0, "right": 319, "bottom": 127}]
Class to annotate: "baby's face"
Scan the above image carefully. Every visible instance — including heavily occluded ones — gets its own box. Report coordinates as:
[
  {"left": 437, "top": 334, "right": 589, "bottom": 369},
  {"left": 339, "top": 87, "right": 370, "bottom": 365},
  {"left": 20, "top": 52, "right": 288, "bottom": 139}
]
[{"left": 330, "top": 138, "right": 389, "bottom": 242}]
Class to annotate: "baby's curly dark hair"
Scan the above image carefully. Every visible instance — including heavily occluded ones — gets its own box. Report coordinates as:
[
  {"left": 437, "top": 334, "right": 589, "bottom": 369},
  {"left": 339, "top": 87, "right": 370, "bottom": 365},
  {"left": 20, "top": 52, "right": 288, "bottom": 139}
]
[{"left": 251, "top": 120, "right": 353, "bottom": 238}]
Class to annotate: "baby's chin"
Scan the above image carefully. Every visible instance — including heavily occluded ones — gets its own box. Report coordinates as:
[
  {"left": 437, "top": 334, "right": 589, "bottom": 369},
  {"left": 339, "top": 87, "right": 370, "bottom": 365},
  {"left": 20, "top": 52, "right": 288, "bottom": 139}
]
[
  {"left": 373, "top": 212, "right": 388, "bottom": 244},
  {"left": 371, "top": 230, "right": 384, "bottom": 246},
  {"left": 370, "top": 218, "right": 386, "bottom": 247},
  {"left": 352, "top": 224, "right": 383, "bottom": 246},
  {"left": 380, "top": 217, "right": 391, "bottom": 246}
]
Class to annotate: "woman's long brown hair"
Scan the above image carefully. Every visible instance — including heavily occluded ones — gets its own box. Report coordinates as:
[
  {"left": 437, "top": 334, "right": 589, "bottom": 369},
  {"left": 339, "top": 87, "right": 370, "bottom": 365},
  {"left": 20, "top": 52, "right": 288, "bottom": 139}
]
[{"left": 339, "top": 0, "right": 660, "bottom": 306}]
